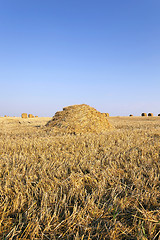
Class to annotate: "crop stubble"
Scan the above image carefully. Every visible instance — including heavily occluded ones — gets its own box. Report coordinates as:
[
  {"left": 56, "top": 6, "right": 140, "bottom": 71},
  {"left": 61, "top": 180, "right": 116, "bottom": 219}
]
[{"left": 0, "top": 116, "right": 160, "bottom": 239}]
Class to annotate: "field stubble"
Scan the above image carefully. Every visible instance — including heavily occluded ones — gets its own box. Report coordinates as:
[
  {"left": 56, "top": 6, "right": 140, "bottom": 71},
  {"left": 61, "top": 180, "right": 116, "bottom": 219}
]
[{"left": 0, "top": 117, "right": 160, "bottom": 239}]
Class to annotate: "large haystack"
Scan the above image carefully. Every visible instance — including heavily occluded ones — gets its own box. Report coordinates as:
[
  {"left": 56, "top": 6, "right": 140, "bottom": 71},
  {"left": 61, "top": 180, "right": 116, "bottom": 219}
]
[{"left": 46, "top": 104, "right": 112, "bottom": 134}]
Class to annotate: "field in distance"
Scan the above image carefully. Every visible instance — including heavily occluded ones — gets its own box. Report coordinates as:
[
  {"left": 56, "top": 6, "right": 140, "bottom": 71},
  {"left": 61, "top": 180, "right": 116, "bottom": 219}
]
[{"left": 0, "top": 116, "right": 160, "bottom": 239}]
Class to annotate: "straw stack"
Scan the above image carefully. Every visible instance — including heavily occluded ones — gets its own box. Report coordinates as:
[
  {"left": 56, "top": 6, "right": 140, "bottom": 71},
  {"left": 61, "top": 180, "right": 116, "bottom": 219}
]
[
  {"left": 28, "top": 114, "right": 34, "bottom": 118},
  {"left": 46, "top": 104, "right": 112, "bottom": 134},
  {"left": 102, "top": 113, "right": 109, "bottom": 117},
  {"left": 21, "top": 113, "right": 28, "bottom": 118}
]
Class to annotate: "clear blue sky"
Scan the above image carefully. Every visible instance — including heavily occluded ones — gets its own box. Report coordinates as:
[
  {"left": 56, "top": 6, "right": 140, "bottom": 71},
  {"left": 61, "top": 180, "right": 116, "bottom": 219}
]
[{"left": 0, "top": 0, "right": 160, "bottom": 116}]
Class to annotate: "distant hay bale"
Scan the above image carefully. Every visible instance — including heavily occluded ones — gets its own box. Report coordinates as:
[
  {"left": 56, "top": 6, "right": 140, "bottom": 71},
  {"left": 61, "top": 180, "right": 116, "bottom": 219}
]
[
  {"left": 158, "top": 114, "right": 160, "bottom": 116},
  {"left": 129, "top": 114, "right": 133, "bottom": 117},
  {"left": 46, "top": 104, "right": 112, "bottom": 134},
  {"left": 35, "top": 116, "right": 38, "bottom": 118},
  {"left": 28, "top": 114, "right": 34, "bottom": 118},
  {"left": 4, "top": 115, "right": 7, "bottom": 117},
  {"left": 101, "top": 113, "right": 109, "bottom": 117},
  {"left": 148, "top": 113, "right": 153, "bottom": 117},
  {"left": 21, "top": 113, "right": 28, "bottom": 118},
  {"left": 141, "top": 113, "right": 147, "bottom": 116}
]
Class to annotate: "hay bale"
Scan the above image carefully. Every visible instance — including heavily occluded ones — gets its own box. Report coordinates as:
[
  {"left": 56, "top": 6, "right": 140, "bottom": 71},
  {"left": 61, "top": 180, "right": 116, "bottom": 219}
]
[
  {"left": 141, "top": 113, "right": 147, "bottom": 116},
  {"left": 46, "top": 104, "right": 112, "bottom": 134},
  {"left": 21, "top": 113, "right": 28, "bottom": 118},
  {"left": 35, "top": 116, "right": 38, "bottom": 118},
  {"left": 101, "top": 113, "right": 109, "bottom": 117},
  {"left": 158, "top": 114, "right": 160, "bottom": 116},
  {"left": 129, "top": 114, "right": 133, "bottom": 117},
  {"left": 28, "top": 114, "right": 34, "bottom": 118},
  {"left": 148, "top": 113, "right": 153, "bottom": 117},
  {"left": 4, "top": 115, "right": 7, "bottom": 117}
]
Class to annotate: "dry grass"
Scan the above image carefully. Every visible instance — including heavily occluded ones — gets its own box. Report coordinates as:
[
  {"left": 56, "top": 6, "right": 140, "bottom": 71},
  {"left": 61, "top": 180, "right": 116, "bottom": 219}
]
[{"left": 0, "top": 116, "right": 160, "bottom": 239}]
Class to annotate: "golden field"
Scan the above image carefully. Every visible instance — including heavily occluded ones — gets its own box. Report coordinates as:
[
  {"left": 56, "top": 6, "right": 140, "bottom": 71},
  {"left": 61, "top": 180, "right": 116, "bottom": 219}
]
[{"left": 0, "top": 116, "right": 160, "bottom": 239}]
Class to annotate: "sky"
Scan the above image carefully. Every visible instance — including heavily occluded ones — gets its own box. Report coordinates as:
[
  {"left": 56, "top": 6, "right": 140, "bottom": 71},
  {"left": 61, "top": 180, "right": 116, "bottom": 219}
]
[{"left": 0, "top": 0, "right": 160, "bottom": 116}]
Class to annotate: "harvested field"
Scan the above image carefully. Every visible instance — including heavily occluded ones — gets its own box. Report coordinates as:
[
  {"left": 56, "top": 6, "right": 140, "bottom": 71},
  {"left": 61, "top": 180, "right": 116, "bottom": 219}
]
[{"left": 0, "top": 116, "right": 160, "bottom": 239}]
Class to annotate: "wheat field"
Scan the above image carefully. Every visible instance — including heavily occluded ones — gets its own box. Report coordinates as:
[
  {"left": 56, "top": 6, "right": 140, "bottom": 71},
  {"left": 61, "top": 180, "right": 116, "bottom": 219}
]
[{"left": 0, "top": 116, "right": 160, "bottom": 239}]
